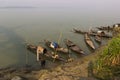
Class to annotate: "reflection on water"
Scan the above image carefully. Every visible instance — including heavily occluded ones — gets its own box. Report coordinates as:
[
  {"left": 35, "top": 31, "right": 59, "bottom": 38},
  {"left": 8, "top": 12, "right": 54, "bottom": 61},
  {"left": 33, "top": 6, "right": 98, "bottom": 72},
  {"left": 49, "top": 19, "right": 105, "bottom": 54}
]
[
  {"left": 0, "top": 26, "right": 26, "bottom": 67},
  {"left": 0, "top": 8, "right": 116, "bottom": 68}
]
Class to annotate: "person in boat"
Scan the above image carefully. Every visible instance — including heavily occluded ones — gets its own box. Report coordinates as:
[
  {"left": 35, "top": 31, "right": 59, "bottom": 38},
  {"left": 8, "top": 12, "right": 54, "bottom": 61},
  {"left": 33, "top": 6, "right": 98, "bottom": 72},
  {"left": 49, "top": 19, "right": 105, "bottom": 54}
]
[
  {"left": 97, "top": 31, "right": 105, "bottom": 36},
  {"left": 108, "top": 26, "right": 110, "bottom": 29},
  {"left": 107, "top": 26, "right": 111, "bottom": 32},
  {"left": 50, "top": 42, "right": 59, "bottom": 50},
  {"left": 51, "top": 52, "right": 59, "bottom": 59},
  {"left": 36, "top": 46, "right": 47, "bottom": 61}
]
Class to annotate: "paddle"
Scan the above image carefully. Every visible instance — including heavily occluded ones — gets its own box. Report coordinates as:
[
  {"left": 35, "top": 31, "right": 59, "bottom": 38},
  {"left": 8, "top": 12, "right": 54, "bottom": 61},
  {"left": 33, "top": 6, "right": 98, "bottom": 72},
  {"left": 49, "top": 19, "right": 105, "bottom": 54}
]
[{"left": 53, "top": 31, "right": 63, "bottom": 62}]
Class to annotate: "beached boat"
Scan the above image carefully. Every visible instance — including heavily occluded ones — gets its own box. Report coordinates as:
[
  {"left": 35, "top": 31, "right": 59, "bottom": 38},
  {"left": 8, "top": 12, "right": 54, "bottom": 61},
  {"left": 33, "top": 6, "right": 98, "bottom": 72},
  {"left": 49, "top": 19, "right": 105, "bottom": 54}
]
[
  {"left": 26, "top": 44, "right": 66, "bottom": 62},
  {"left": 84, "top": 33, "right": 95, "bottom": 50},
  {"left": 94, "top": 35, "right": 102, "bottom": 43},
  {"left": 64, "top": 39, "right": 85, "bottom": 54},
  {"left": 26, "top": 44, "right": 37, "bottom": 53},
  {"left": 97, "top": 26, "right": 113, "bottom": 30},
  {"left": 88, "top": 30, "right": 98, "bottom": 36},
  {"left": 44, "top": 40, "right": 68, "bottom": 53},
  {"left": 89, "top": 30, "right": 112, "bottom": 38},
  {"left": 73, "top": 28, "right": 87, "bottom": 34}
]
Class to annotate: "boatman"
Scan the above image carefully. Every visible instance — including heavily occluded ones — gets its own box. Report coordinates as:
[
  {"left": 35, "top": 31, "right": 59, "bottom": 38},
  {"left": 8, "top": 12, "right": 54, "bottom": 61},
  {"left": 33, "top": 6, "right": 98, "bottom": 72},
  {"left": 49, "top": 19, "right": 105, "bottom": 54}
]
[
  {"left": 36, "top": 46, "right": 47, "bottom": 61},
  {"left": 97, "top": 31, "right": 105, "bottom": 36},
  {"left": 51, "top": 52, "right": 59, "bottom": 59},
  {"left": 50, "top": 42, "right": 59, "bottom": 49}
]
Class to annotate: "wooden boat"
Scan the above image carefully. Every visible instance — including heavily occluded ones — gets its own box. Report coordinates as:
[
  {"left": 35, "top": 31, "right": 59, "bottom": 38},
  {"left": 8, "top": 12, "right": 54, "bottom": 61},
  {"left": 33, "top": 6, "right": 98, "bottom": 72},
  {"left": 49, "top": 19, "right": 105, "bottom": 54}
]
[
  {"left": 26, "top": 44, "right": 37, "bottom": 53},
  {"left": 90, "top": 29, "right": 98, "bottom": 33},
  {"left": 88, "top": 30, "right": 98, "bottom": 36},
  {"left": 26, "top": 44, "right": 66, "bottom": 62},
  {"left": 64, "top": 39, "right": 85, "bottom": 54},
  {"left": 101, "top": 34, "right": 112, "bottom": 38},
  {"left": 73, "top": 28, "right": 87, "bottom": 34},
  {"left": 89, "top": 31, "right": 112, "bottom": 38},
  {"left": 94, "top": 35, "right": 102, "bottom": 43},
  {"left": 84, "top": 33, "right": 95, "bottom": 50},
  {"left": 97, "top": 26, "right": 113, "bottom": 30},
  {"left": 44, "top": 40, "right": 68, "bottom": 53}
]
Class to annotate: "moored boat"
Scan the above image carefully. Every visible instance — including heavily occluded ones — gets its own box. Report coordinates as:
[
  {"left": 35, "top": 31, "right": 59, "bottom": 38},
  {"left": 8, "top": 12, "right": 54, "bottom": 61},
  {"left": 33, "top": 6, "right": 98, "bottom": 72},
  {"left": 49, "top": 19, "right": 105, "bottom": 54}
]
[
  {"left": 89, "top": 30, "right": 112, "bottom": 38},
  {"left": 94, "top": 35, "right": 102, "bottom": 43},
  {"left": 84, "top": 33, "right": 95, "bottom": 50},
  {"left": 26, "top": 44, "right": 66, "bottom": 62},
  {"left": 97, "top": 26, "right": 113, "bottom": 30},
  {"left": 73, "top": 28, "right": 87, "bottom": 34},
  {"left": 44, "top": 40, "right": 68, "bottom": 53},
  {"left": 64, "top": 39, "right": 85, "bottom": 54},
  {"left": 26, "top": 44, "right": 37, "bottom": 53}
]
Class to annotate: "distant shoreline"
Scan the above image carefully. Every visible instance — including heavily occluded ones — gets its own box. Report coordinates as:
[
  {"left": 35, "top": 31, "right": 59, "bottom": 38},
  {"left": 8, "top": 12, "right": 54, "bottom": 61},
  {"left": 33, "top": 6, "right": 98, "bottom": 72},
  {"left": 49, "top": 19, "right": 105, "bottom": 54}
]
[
  {"left": 0, "top": 6, "right": 73, "bottom": 9},
  {"left": 0, "top": 6, "right": 37, "bottom": 9}
]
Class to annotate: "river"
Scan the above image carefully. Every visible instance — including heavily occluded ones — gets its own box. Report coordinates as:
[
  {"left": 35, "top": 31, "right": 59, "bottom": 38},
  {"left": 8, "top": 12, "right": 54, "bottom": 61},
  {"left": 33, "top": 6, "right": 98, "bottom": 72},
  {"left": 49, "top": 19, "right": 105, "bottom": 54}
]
[{"left": 0, "top": 8, "right": 118, "bottom": 68}]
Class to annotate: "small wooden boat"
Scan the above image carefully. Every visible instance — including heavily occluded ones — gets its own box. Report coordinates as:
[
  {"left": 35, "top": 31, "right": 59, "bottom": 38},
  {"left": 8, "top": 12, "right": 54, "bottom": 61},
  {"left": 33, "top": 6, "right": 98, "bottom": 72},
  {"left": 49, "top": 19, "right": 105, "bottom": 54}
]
[
  {"left": 88, "top": 30, "right": 98, "bottom": 36},
  {"left": 84, "top": 33, "right": 95, "bottom": 50},
  {"left": 73, "top": 28, "right": 87, "bottom": 34},
  {"left": 26, "top": 44, "right": 37, "bottom": 53},
  {"left": 26, "top": 44, "right": 66, "bottom": 62},
  {"left": 89, "top": 31, "right": 112, "bottom": 38},
  {"left": 64, "top": 39, "right": 85, "bottom": 54},
  {"left": 44, "top": 40, "right": 68, "bottom": 53},
  {"left": 97, "top": 26, "right": 113, "bottom": 30},
  {"left": 94, "top": 35, "right": 102, "bottom": 43},
  {"left": 90, "top": 29, "right": 98, "bottom": 33}
]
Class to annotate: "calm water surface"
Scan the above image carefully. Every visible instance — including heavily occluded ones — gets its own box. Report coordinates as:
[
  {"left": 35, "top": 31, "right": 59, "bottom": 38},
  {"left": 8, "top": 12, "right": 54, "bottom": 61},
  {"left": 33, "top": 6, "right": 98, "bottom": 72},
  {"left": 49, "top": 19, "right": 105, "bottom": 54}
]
[{"left": 0, "top": 8, "right": 118, "bottom": 67}]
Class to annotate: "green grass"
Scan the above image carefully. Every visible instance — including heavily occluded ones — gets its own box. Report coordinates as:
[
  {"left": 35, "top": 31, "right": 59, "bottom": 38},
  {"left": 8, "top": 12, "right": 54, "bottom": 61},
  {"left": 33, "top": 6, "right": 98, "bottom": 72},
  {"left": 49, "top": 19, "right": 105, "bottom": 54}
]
[{"left": 93, "top": 34, "right": 120, "bottom": 80}]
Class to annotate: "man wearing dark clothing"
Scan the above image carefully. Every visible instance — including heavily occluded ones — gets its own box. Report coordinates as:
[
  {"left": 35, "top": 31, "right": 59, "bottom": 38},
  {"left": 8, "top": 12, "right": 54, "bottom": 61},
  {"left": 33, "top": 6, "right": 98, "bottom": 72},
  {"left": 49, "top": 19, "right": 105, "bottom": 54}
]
[{"left": 41, "top": 59, "right": 46, "bottom": 68}]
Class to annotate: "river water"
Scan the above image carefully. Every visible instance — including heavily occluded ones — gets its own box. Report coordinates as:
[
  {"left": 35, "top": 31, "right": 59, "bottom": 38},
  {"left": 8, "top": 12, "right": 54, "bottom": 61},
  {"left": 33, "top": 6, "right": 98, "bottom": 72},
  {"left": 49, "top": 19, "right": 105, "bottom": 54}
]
[{"left": 0, "top": 8, "right": 118, "bottom": 68}]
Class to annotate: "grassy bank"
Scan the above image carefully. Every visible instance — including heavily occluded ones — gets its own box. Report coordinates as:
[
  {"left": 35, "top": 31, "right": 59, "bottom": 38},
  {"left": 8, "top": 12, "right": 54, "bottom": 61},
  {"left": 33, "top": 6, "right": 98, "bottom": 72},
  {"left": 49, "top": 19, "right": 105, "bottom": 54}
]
[{"left": 93, "top": 34, "right": 120, "bottom": 80}]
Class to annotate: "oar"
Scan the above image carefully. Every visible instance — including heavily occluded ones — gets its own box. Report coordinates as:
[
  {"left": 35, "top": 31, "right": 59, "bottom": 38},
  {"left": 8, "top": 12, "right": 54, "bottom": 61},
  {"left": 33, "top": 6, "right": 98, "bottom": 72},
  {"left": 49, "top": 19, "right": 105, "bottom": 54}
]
[
  {"left": 58, "top": 31, "right": 63, "bottom": 45},
  {"left": 53, "top": 32, "right": 63, "bottom": 62},
  {"left": 68, "top": 46, "right": 70, "bottom": 58}
]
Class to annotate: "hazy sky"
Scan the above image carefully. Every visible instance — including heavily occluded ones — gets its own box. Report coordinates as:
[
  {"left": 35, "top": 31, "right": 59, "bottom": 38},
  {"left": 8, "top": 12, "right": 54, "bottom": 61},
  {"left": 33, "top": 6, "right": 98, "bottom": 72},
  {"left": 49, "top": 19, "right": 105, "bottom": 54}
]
[
  {"left": 0, "top": 0, "right": 120, "bottom": 14},
  {"left": 0, "top": 0, "right": 120, "bottom": 8}
]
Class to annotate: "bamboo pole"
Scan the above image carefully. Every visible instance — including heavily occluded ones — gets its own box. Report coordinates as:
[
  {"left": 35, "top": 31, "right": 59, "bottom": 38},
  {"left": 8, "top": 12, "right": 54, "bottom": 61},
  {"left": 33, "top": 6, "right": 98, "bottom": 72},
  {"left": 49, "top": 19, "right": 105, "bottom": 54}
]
[
  {"left": 58, "top": 31, "right": 62, "bottom": 45},
  {"left": 53, "top": 32, "right": 62, "bottom": 62}
]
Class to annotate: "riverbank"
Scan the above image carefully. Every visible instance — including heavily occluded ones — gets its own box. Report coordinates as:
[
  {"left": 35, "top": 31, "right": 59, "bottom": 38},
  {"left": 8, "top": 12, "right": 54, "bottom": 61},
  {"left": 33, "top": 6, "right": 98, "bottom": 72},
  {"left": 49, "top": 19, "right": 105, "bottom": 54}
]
[
  {"left": 0, "top": 45, "right": 103, "bottom": 80},
  {"left": 36, "top": 47, "right": 102, "bottom": 80}
]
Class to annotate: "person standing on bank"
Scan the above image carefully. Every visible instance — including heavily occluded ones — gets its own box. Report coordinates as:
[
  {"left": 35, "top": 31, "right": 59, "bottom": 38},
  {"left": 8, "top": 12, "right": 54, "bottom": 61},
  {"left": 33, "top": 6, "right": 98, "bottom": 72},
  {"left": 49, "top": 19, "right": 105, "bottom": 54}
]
[
  {"left": 41, "top": 59, "right": 46, "bottom": 68},
  {"left": 36, "top": 46, "right": 47, "bottom": 61},
  {"left": 36, "top": 46, "right": 47, "bottom": 68}
]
